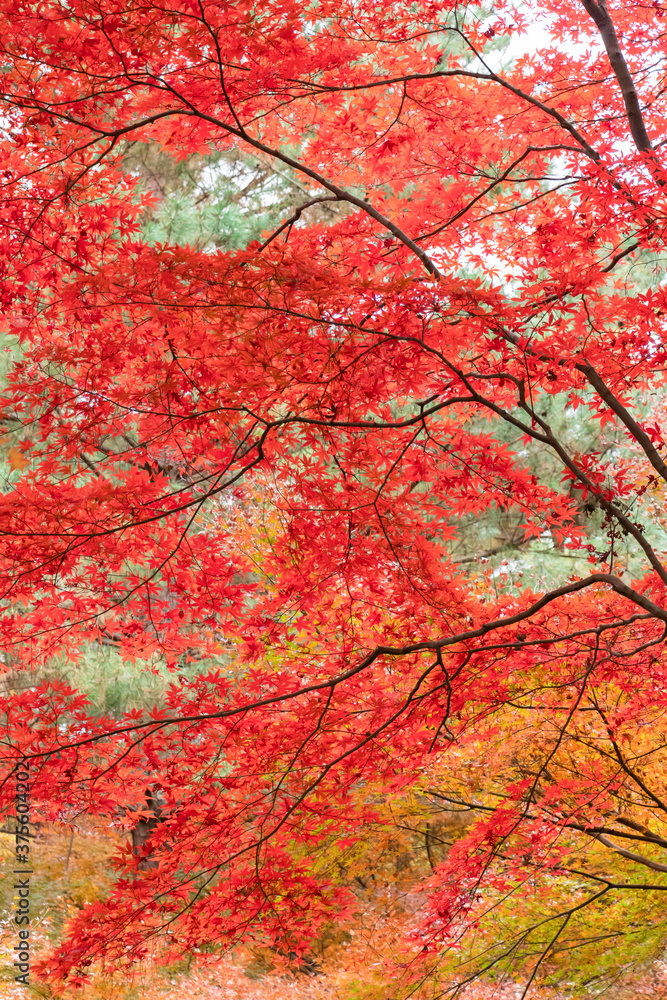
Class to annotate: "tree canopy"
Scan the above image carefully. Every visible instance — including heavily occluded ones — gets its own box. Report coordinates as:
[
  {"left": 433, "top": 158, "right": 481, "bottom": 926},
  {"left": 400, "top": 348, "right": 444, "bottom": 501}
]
[{"left": 2, "top": 0, "right": 667, "bottom": 994}]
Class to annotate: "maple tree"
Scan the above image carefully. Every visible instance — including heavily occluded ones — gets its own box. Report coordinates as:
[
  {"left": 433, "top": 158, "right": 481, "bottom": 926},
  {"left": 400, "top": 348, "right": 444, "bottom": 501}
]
[{"left": 2, "top": 0, "right": 667, "bottom": 993}]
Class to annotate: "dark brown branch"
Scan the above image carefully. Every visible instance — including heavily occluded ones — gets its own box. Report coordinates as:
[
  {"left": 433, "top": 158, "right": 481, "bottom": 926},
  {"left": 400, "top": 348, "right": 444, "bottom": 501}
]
[
  {"left": 592, "top": 699, "right": 667, "bottom": 815},
  {"left": 443, "top": 357, "right": 667, "bottom": 586},
  {"left": 592, "top": 832, "right": 667, "bottom": 873},
  {"left": 13, "top": 571, "right": 667, "bottom": 767},
  {"left": 566, "top": 821, "right": 667, "bottom": 851},
  {"left": 576, "top": 361, "right": 667, "bottom": 485},
  {"left": 453, "top": 30, "right": 599, "bottom": 160},
  {"left": 580, "top": 0, "right": 653, "bottom": 152},
  {"left": 424, "top": 822, "right": 436, "bottom": 871},
  {"left": 258, "top": 196, "right": 340, "bottom": 250}
]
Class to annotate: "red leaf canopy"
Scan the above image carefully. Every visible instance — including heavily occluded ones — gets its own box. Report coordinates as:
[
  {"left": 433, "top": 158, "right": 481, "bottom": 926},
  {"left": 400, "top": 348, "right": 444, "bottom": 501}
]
[{"left": 1, "top": 0, "right": 667, "bottom": 990}]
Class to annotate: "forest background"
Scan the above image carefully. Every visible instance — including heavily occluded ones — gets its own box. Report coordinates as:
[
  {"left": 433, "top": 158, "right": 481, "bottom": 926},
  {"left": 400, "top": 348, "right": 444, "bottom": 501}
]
[{"left": 2, "top": 0, "right": 667, "bottom": 996}]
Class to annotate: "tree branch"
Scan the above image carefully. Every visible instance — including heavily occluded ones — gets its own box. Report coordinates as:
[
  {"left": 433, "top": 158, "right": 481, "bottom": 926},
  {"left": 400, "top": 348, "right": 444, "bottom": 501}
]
[
  {"left": 580, "top": 0, "right": 653, "bottom": 152},
  {"left": 258, "top": 196, "right": 340, "bottom": 250},
  {"left": 593, "top": 831, "right": 667, "bottom": 872}
]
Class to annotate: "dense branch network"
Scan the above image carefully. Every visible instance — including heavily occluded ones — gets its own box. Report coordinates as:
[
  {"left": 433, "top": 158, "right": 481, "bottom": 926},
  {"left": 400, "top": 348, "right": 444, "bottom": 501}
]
[{"left": 0, "top": 0, "right": 666, "bottom": 994}]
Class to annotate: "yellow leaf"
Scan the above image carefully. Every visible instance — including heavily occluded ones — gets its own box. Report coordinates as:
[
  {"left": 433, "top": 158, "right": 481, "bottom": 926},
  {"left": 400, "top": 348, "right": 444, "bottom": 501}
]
[{"left": 8, "top": 447, "right": 28, "bottom": 470}]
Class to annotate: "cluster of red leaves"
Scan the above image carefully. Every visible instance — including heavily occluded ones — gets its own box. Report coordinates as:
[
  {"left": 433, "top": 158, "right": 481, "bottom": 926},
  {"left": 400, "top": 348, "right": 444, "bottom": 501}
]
[{"left": 0, "top": 0, "right": 667, "bottom": 992}]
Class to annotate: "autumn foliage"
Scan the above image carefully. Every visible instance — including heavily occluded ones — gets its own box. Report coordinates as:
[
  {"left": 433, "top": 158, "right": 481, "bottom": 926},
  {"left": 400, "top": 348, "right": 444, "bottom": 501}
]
[{"left": 2, "top": 0, "right": 667, "bottom": 994}]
